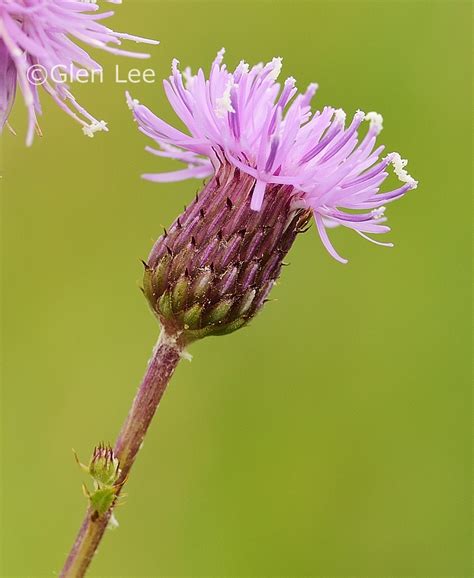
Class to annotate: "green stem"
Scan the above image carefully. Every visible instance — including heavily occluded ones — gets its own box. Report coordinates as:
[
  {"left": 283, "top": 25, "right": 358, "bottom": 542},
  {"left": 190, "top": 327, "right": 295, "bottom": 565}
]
[{"left": 59, "top": 331, "right": 182, "bottom": 577}]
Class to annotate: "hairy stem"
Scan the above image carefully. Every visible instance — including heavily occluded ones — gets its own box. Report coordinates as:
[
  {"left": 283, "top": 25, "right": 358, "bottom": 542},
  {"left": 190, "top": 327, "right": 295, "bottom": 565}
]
[{"left": 59, "top": 331, "right": 182, "bottom": 578}]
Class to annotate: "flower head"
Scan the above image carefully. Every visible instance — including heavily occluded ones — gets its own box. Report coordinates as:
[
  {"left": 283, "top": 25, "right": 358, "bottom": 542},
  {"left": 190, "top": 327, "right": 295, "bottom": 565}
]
[
  {"left": 0, "top": 0, "right": 158, "bottom": 145},
  {"left": 128, "top": 49, "right": 417, "bottom": 264}
]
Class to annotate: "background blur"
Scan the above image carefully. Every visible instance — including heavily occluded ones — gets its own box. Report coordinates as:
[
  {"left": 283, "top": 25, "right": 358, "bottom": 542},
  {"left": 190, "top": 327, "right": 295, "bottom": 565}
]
[{"left": 1, "top": 1, "right": 471, "bottom": 576}]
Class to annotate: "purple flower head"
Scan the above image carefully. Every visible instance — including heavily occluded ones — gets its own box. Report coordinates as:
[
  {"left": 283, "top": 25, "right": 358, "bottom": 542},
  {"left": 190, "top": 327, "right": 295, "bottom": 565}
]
[
  {"left": 128, "top": 49, "right": 418, "bottom": 264},
  {"left": 0, "top": 0, "right": 158, "bottom": 145}
]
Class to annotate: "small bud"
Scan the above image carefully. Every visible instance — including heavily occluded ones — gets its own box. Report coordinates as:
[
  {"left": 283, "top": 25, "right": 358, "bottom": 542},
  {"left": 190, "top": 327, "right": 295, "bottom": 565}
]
[
  {"left": 74, "top": 444, "right": 123, "bottom": 519},
  {"left": 89, "top": 443, "right": 120, "bottom": 487}
]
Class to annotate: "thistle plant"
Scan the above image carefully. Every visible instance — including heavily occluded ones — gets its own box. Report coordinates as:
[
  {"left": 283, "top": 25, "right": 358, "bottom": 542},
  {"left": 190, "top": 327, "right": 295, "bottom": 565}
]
[
  {"left": 0, "top": 0, "right": 158, "bottom": 145},
  {"left": 60, "top": 50, "right": 417, "bottom": 576}
]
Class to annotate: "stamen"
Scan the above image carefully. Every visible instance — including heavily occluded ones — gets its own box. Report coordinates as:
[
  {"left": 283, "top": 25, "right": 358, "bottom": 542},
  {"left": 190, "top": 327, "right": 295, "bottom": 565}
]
[
  {"left": 365, "top": 111, "right": 384, "bottom": 133},
  {"left": 269, "top": 57, "right": 283, "bottom": 80},
  {"left": 390, "top": 153, "right": 418, "bottom": 189},
  {"left": 126, "top": 92, "right": 140, "bottom": 110},
  {"left": 371, "top": 206, "right": 386, "bottom": 220},
  {"left": 82, "top": 120, "right": 108, "bottom": 138},
  {"left": 334, "top": 109, "right": 346, "bottom": 126},
  {"left": 215, "top": 81, "right": 236, "bottom": 118}
]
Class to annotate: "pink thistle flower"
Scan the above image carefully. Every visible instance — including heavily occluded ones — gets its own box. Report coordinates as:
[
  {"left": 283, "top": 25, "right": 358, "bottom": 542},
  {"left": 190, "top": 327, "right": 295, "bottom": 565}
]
[
  {"left": 128, "top": 49, "right": 417, "bottom": 265},
  {"left": 0, "top": 0, "right": 158, "bottom": 145}
]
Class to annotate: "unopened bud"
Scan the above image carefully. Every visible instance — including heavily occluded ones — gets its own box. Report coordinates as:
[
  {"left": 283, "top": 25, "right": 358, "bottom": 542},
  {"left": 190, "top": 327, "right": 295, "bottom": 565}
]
[{"left": 89, "top": 443, "right": 120, "bottom": 487}]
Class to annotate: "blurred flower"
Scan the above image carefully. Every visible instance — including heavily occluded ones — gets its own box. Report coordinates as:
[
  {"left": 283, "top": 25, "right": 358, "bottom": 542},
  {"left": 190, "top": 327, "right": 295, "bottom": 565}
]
[
  {"left": 128, "top": 49, "right": 417, "bottom": 264},
  {"left": 0, "top": 0, "right": 158, "bottom": 145}
]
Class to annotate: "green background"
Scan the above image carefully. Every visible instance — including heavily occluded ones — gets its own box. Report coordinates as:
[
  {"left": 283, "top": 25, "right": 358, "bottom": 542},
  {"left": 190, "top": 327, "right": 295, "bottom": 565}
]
[{"left": 1, "top": 1, "right": 471, "bottom": 576}]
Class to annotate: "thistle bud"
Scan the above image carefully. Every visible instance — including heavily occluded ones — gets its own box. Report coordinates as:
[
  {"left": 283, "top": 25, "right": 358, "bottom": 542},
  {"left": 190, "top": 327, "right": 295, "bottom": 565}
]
[
  {"left": 143, "top": 166, "right": 311, "bottom": 345},
  {"left": 73, "top": 444, "right": 122, "bottom": 519},
  {"left": 88, "top": 443, "right": 120, "bottom": 487}
]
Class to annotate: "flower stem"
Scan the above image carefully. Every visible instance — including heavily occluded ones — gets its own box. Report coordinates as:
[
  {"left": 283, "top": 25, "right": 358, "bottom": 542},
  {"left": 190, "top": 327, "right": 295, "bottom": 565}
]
[{"left": 59, "top": 331, "right": 182, "bottom": 578}]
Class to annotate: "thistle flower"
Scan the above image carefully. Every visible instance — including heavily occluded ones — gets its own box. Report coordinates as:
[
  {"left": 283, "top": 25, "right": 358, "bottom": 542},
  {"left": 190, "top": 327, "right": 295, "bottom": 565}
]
[
  {"left": 0, "top": 0, "right": 158, "bottom": 145},
  {"left": 128, "top": 50, "right": 417, "bottom": 343}
]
